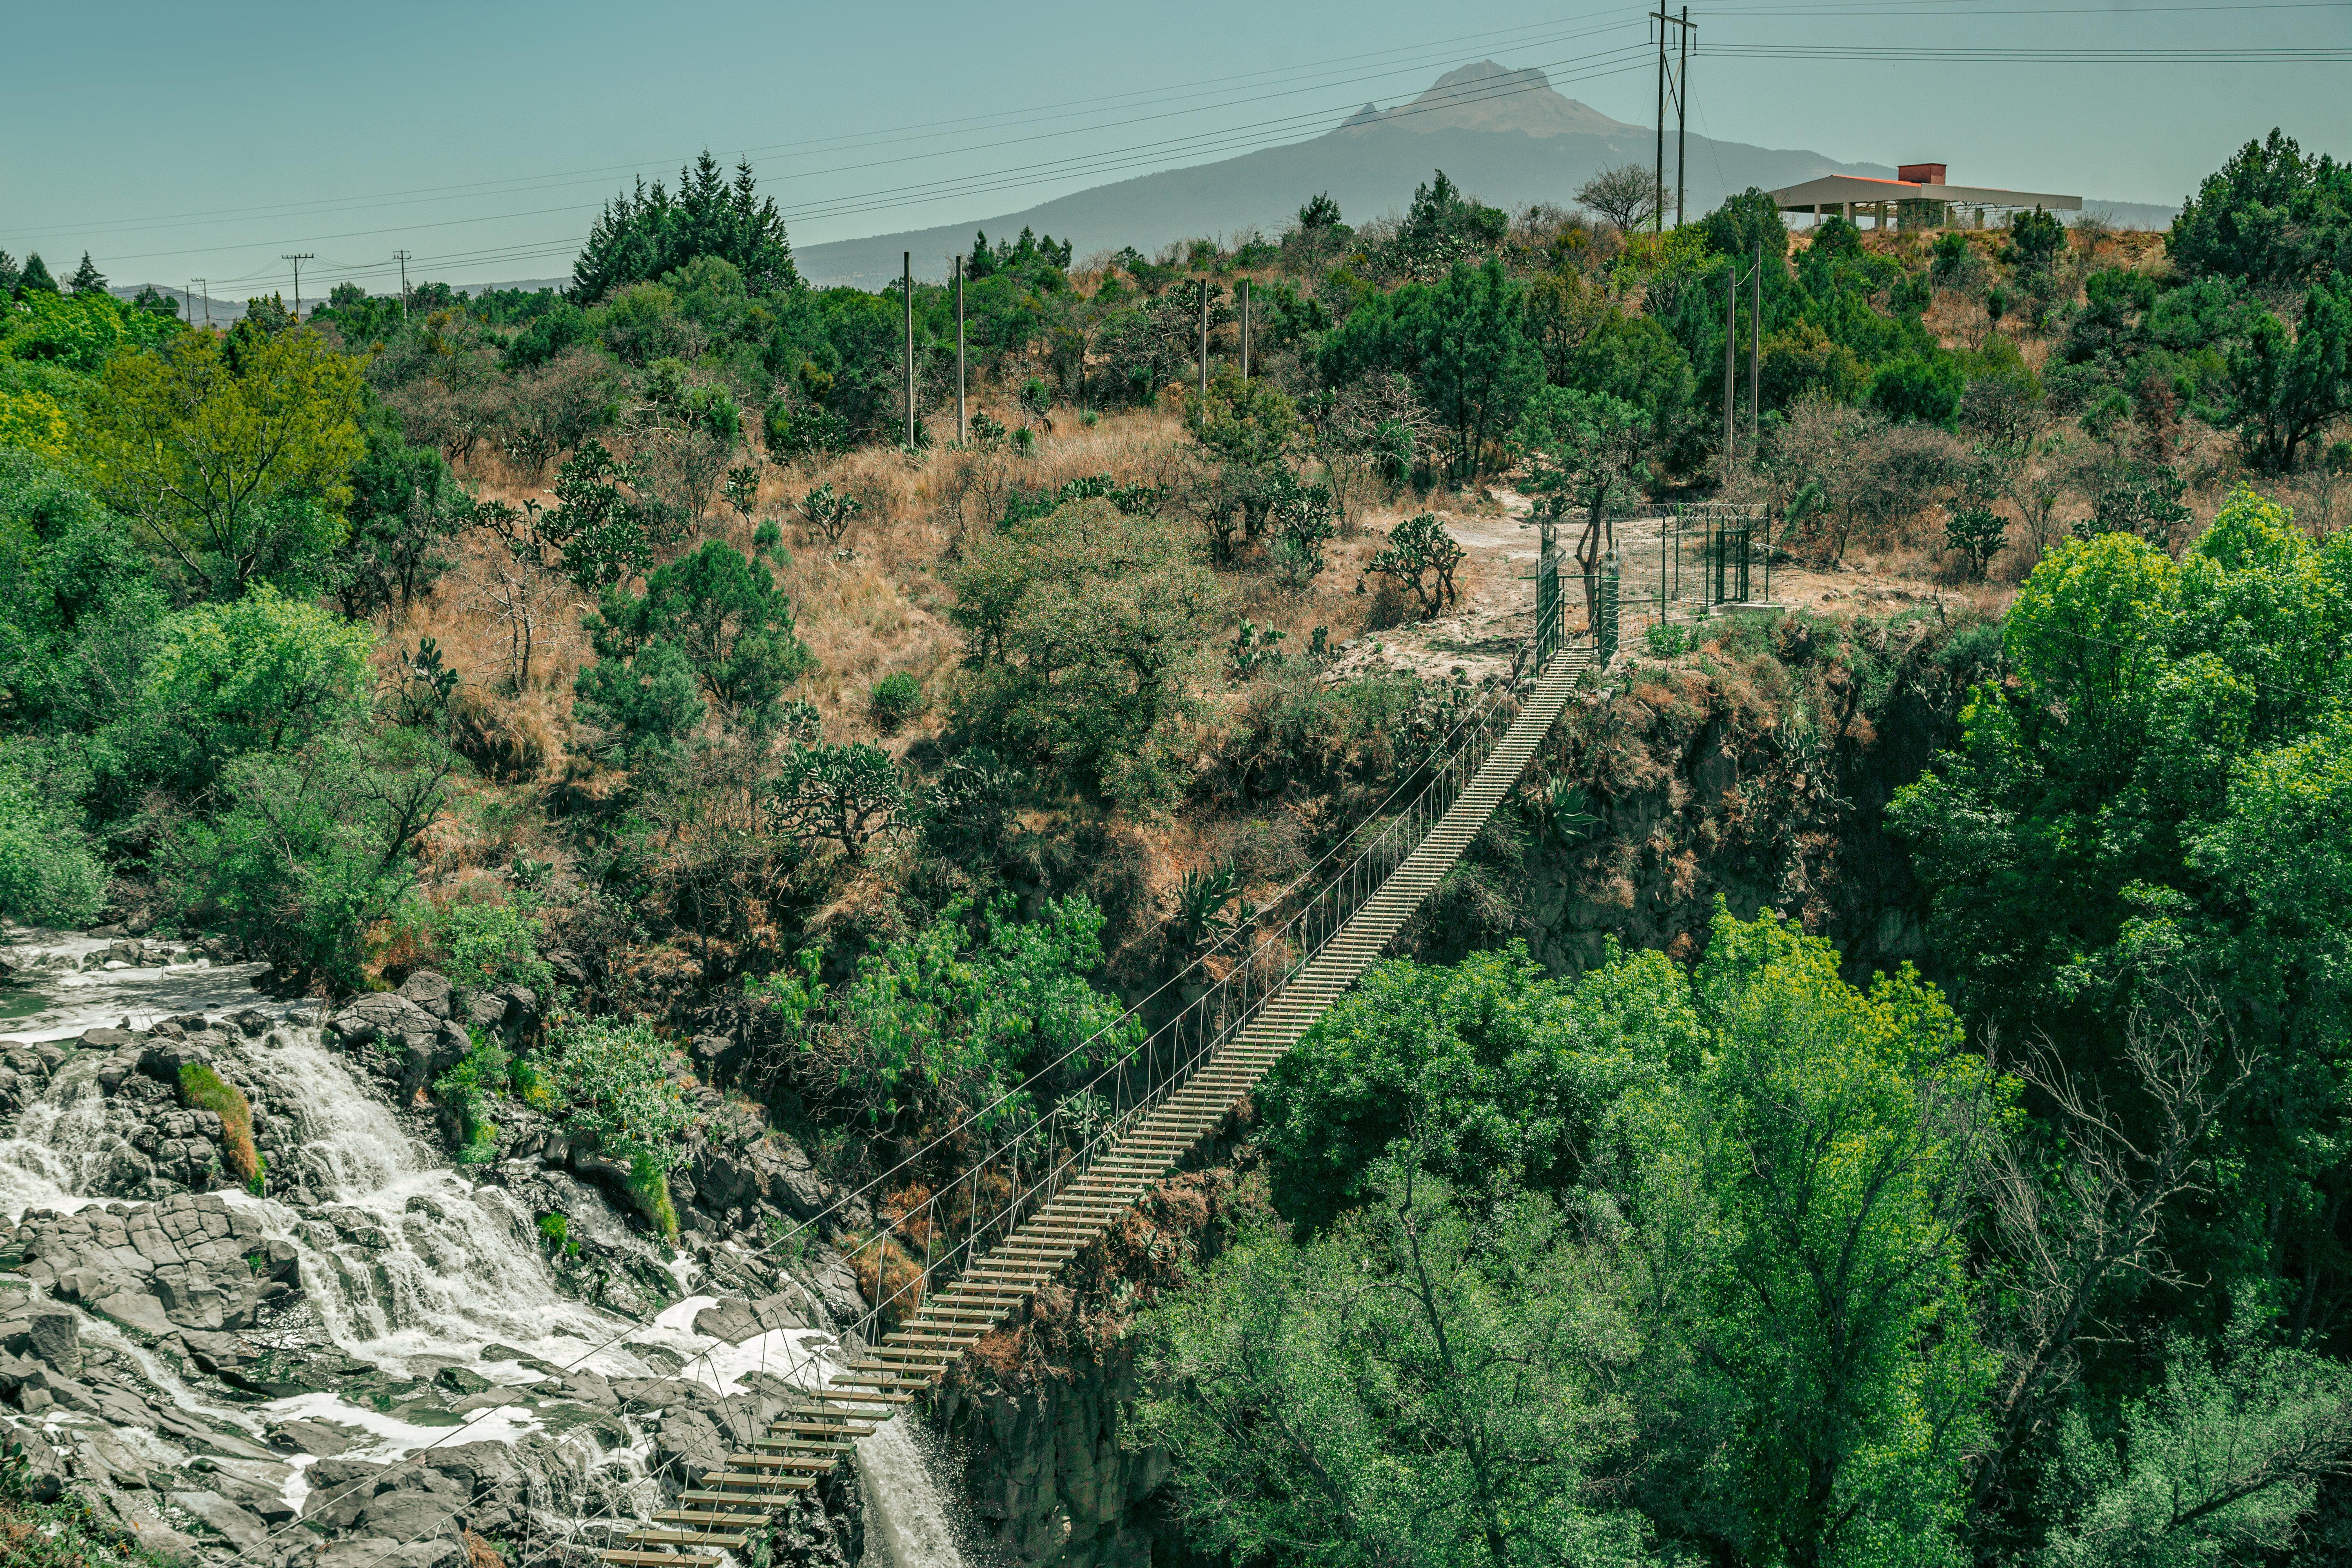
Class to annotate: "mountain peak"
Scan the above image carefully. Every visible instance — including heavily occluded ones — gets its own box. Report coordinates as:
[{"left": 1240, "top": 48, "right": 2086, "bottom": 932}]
[{"left": 1343, "top": 59, "right": 1637, "bottom": 140}]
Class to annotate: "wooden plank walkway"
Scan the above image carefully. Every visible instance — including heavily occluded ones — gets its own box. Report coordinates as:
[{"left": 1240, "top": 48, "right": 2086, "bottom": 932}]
[{"left": 599, "top": 647, "right": 1596, "bottom": 1564}]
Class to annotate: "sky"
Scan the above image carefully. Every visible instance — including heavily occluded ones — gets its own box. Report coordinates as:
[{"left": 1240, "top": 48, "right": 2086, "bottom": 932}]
[{"left": 4, "top": 0, "right": 2348, "bottom": 299}]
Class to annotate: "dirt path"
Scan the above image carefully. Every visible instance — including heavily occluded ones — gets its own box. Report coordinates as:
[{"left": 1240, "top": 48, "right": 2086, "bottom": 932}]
[{"left": 1323, "top": 491, "right": 2001, "bottom": 685}]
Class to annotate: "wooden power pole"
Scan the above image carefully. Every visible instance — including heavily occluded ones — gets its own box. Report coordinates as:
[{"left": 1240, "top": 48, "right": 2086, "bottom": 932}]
[
  {"left": 1653, "top": 7, "right": 1695, "bottom": 230},
  {"left": 1198, "top": 278, "right": 1209, "bottom": 398},
  {"left": 1240, "top": 277, "right": 1251, "bottom": 382},
  {"left": 954, "top": 255, "right": 966, "bottom": 445},
  {"left": 902, "top": 251, "right": 915, "bottom": 448},
  {"left": 1750, "top": 240, "right": 1763, "bottom": 450},
  {"left": 283, "top": 253, "right": 314, "bottom": 317}
]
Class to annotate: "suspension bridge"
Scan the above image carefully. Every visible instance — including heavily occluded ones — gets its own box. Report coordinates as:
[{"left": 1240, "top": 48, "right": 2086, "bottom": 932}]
[{"left": 597, "top": 528, "right": 1609, "bottom": 1567}]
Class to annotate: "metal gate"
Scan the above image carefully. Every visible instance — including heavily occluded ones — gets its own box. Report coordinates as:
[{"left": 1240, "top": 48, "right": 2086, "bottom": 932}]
[{"left": 1617, "top": 502, "right": 1771, "bottom": 626}]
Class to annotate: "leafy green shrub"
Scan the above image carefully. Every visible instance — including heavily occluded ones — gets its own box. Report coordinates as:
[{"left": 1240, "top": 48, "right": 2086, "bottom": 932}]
[
  {"left": 433, "top": 897, "right": 552, "bottom": 997},
  {"left": 1644, "top": 622, "right": 1690, "bottom": 659},
  {"left": 0, "top": 766, "right": 104, "bottom": 926},
  {"left": 1944, "top": 504, "right": 2009, "bottom": 579},
  {"left": 130, "top": 584, "right": 374, "bottom": 798},
  {"left": 530, "top": 1018, "right": 696, "bottom": 1235},
  {"left": 537, "top": 1212, "right": 580, "bottom": 1257},
  {"left": 178, "top": 1063, "right": 259, "bottom": 1185},
  {"left": 169, "top": 730, "right": 451, "bottom": 992},
  {"left": 766, "top": 894, "right": 1135, "bottom": 1134},
  {"left": 433, "top": 1035, "right": 510, "bottom": 1165},
  {"left": 868, "top": 671, "right": 927, "bottom": 733}
]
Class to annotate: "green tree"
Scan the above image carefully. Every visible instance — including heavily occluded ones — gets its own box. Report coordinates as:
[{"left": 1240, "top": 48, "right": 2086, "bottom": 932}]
[
  {"left": 947, "top": 497, "right": 1230, "bottom": 807},
  {"left": 1258, "top": 941, "right": 1699, "bottom": 1234},
  {"left": 172, "top": 728, "right": 454, "bottom": 991},
  {"left": 1138, "top": 1170, "right": 1658, "bottom": 1568},
  {"left": 1320, "top": 258, "right": 1541, "bottom": 479},
  {"left": 573, "top": 639, "right": 704, "bottom": 760},
  {"left": 16, "top": 254, "right": 56, "bottom": 296},
  {"left": 768, "top": 740, "right": 905, "bottom": 861},
  {"left": 1890, "top": 486, "right": 2352, "bottom": 1361},
  {"left": 1186, "top": 367, "right": 1299, "bottom": 469},
  {"left": 1393, "top": 169, "right": 1511, "bottom": 278},
  {"left": 131, "top": 583, "right": 374, "bottom": 795},
  {"left": 1869, "top": 350, "right": 1967, "bottom": 428},
  {"left": 2169, "top": 129, "right": 2352, "bottom": 288},
  {"left": 80, "top": 321, "right": 364, "bottom": 600},
  {"left": 1672, "top": 906, "right": 1999, "bottom": 1568},
  {"left": 65, "top": 253, "right": 106, "bottom": 295},
  {"left": 528, "top": 439, "right": 680, "bottom": 590},
  {"left": 585, "top": 539, "right": 812, "bottom": 726},
  {"left": 1364, "top": 511, "right": 1466, "bottom": 620},
  {"left": 331, "top": 409, "right": 471, "bottom": 618},
  {"left": 532, "top": 1016, "right": 699, "bottom": 1232},
  {"left": 2038, "top": 1319, "right": 2352, "bottom": 1567},
  {"left": 572, "top": 151, "right": 803, "bottom": 302},
  {"left": 2224, "top": 275, "right": 2352, "bottom": 472},
  {"left": 1514, "top": 385, "right": 1649, "bottom": 627},
  {"left": 0, "top": 763, "right": 106, "bottom": 926},
  {"left": 764, "top": 895, "right": 1133, "bottom": 1131}
]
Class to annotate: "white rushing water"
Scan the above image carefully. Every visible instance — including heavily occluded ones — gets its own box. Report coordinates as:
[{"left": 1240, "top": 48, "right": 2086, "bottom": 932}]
[
  {"left": 0, "top": 922, "right": 980, "bottom": 1559},
  {"left": 857, "top": 1416, "right": 972, "bottom": 1568}
]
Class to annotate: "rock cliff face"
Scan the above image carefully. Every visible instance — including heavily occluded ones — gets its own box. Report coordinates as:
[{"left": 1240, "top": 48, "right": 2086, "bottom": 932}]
[
  {"left": 1403, "top": 611, "right": 1988, "bottom": 986},
  {"left": 931, "top": 1149, "right": 1263, "bottom": 1568}
]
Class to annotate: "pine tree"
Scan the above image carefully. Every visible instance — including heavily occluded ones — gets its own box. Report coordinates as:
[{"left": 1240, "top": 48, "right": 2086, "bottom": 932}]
[
  {"left": 17, "top": 253, "right": 56, "bottom": 294},
  {"left": 0, "top": 251, "right": 20, "bottom": 299},
  {"left": 569, "top": 151, "right": 800, "bottom": 302},
  {"left": 66, "top": 252, "right": 107, "bottom": 294}
]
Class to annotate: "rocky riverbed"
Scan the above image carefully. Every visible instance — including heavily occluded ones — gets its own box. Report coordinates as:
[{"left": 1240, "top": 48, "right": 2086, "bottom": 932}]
[{"left": 0, "top": 924, "right": 902, "bottom": 1568}]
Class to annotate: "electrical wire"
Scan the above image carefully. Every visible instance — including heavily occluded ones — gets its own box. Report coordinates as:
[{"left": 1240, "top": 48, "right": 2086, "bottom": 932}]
[
  {"left": 7, "top": 11, "right": 1623, "bottom": 246},
  {"left": 16, "top": 16, "right": 1646, "bottom": 261},
  {"left": 143, "top": 47, "right": 1656, "bottom": 290}
]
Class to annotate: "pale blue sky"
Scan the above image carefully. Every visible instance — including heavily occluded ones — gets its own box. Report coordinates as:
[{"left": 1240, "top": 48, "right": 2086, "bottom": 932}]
[{"left": 4, "top": 0, "right": 2347, "bottom": 295}]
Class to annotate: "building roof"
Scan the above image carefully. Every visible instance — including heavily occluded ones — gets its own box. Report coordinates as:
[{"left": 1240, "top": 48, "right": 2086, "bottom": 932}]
[{"left": 1769, "top": 174, "right": 2080, "bottom": 211}]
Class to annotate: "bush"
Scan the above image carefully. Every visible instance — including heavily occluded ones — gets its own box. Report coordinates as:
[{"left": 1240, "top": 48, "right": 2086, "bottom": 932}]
[
  {"left": 178, "top": 1063, "right": 259, "bottom": 1185},
  {"left": 433, "top": 897, "right": 552, "bottom": 998},
  {"left": 869, "top": 671, "right": 927, "bottom": 732},
  {"left": 0, "top": 767, "right": 104, "bottom": 927},
  {"left": 433, "top": 1035, "right": 510, "bottom": 1165},
  {"left": 530, "top": 1018, "right": 697, "bottom": 1234}
]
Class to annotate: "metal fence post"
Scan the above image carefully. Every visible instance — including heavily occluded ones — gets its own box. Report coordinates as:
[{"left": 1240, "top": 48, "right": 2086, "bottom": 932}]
[{"left": 1598, "top": 553, "right": 1621, "bottom": 664}]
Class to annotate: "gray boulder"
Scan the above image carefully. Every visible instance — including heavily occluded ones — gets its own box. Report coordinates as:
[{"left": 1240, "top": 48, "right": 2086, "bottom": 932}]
[{"left": 326, "top": 991, "right": 468, "bottom": 1100}]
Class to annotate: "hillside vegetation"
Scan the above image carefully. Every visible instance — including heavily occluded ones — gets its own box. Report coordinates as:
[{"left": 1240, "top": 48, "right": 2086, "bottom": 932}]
[{"left": 1, "top": 125, "right": 2351, "bottom": 1566}]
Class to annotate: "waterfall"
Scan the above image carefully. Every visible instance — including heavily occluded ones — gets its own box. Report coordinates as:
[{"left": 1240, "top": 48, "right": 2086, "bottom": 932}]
[
  {"left": 0, "top": 925, "right": 970, "bottom": 1553},
  {"left": 0, "top": 1063, "right": 118, "bottom": 1216},
  {"left": 229, "top": 1029, "right": 622, "bottom": 1372},
  {"left": 857, "top": 1416, "right": 972, "bottom": 1568}
]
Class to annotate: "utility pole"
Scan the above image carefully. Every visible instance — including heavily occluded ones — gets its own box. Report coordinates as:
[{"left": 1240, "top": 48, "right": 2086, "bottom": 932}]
[
  {"left": 283, "top": 253, "right": 314, "bottom": 318},
  {"left": 1723, "top": 259, "right": 1738, "bottom": 470},
  {"left": 1240, "top": 277, "right": 1251, "bottom": 382},
  {"left": 902, "top": 251, "right": 915, "bottom": 449},
  {"left": 193, "top": 279, "right": 209, "bottom": 327},
  {"left": 1653, "top": 7, "right": 1695, "bottom": 230},
  {"left": 953, "top": 255, "right": 966, "bottom": 445},
  {"left": 1679, "top": 6, "right": 1691, "bottom": 228},
  {"left": 1749, "top": 240, "right": 1763, "bottom": 451},
  {"left": 1198, "top": 277, "right": 1209, "bottom": 398},
  {"left": 185, "top": 281, "right": 194, "bottom": 323},
  {"left": 394, "top": 249, "right": 412, "bottom": 322}
]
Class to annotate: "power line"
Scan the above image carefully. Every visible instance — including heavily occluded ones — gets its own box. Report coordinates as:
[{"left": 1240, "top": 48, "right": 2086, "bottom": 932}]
[
  {"left": 116, "top": 46, "right": 1656, "bottom": 290},
  {"left": 5, "top": 13, "right": 1642, "bottom": 253},
  {"left": 1702, "top": 42, "right": 2352, "bottom": 60}
]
